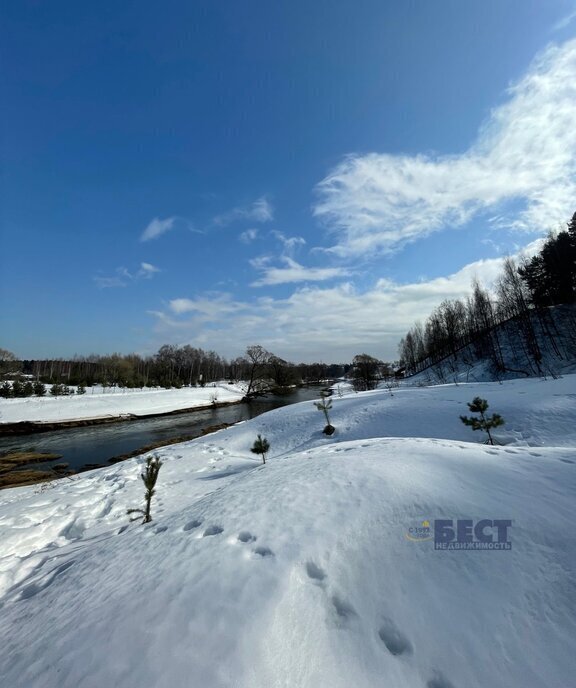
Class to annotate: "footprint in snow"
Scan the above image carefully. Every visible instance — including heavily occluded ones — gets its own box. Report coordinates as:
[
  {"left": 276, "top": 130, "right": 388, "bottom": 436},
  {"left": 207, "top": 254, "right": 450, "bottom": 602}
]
[
  {"left": 238, "top": 531, "right": 257, "bottom": 543},
  {"left": 378, "top": 618, "right": 413, "bottom": 656},
  {"left": 253, "top": 546, "right": 274, "bottom": 557},
  {"left": 183, "top": 519, "right": 203, "bottom": 532},
  {"left": 203, "top": 525, "right": 224, "bottom": 537},
  {"left": 305, "top": 561, "right": 326, "bottom": 583},
  {"left": 331, "top": 595, "right": 356, "bottom": 623},
  {"left": 427, "top": 672, "right": 456, "bottom": 688}
]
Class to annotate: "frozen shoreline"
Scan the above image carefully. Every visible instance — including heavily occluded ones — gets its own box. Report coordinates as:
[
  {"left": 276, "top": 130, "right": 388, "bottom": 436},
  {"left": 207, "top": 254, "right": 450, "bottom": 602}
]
[{"left": 0, "top": 383, "right": 246, "bottom": 431}]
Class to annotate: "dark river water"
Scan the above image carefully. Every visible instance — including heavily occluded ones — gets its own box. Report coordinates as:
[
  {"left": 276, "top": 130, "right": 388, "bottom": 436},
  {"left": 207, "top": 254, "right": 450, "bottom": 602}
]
[{"left": 0, "top": 387, "right": 325, "bottom": 473}]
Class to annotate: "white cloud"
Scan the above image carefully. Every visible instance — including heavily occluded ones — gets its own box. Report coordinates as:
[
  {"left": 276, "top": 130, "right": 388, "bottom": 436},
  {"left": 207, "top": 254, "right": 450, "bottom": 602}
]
[
  {"left": 251, "top": 257, "right": 352, "bottom": 287},
  {"left": 149, "top": 240, "right": 541, "bottom": 362},
  {"left": 239, "top": 228, "right": 259, "bottom": 243},
  {"left": 313, "top": 38, "right": 576, "bottom": 257},
  {"left": 140, "top": 217, "right": 177, "bottom": 242},
  {"left": 553, "top": 7, "right": 576, "bottom": 31},
  {"left": 271, "top": 231, "right": 306, "bottom": 254},
  {"left": 168, "top": 293, "right": 245, "bottom": 318},
  {"left": 94, "top": 262, "right": 161, "bottom": 289},
  {"left": 138, "top": 262, "right": 161, "bottom": 278},
  {"left": 213, "top": 197, "right": 274, "bottom": 226},
  {"left": 94, "top": 274, "right": 128, "bottom": 289}
]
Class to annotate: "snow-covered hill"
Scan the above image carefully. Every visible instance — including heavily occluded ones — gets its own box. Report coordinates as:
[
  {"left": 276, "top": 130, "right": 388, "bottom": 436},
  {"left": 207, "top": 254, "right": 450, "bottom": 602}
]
[
  {"left": 407, "top": 304, "right": 576, "bottom": 385},
  {"left": 1, "top": 377, "right": 575, "bottom": 687}
]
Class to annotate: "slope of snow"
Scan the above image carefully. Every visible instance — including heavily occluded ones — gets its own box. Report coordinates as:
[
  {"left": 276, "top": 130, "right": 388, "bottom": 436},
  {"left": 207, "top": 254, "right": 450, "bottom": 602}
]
[
  {"left": 1, "top": 376, "right": 575, "bottom": 688},
  {"left": 0, "top": 383, "right": 245, "bottom": 424},
  {"left": 406, "top": 304, "right": 576, "bottom": 385}
]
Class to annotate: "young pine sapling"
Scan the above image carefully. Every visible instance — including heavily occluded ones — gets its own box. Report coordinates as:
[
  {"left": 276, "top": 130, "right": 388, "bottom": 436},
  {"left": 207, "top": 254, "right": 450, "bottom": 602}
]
[
  {"left": 460, "top": 397, "right": 505, "bottom": 446},
  {"left": 315, "top": 391, "right": 335, "bottom": 436},
  {"left": 127, "top": 455, "right": 163, "bottom": 524},
  {"left": 251, "top": 434, "right": 270, "bottom": 464}
]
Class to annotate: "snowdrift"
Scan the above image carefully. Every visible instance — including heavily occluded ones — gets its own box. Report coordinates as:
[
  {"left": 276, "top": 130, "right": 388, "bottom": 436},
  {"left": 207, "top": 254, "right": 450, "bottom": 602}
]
[{"left": 1, "top": 377, "right": 575, "bottom": 687}]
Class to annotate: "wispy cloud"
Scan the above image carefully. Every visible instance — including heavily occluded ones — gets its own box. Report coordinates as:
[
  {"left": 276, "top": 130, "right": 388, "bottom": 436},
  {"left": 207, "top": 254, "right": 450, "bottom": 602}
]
[
  {"left": 251, "top": 257, "right": 352, "bottom": 287},
  {"left": 553, "top": 6, "right": 576, "bottom": 31},
  {"left": 239, "top": 228, "right": 259, "bottom": 243},
  {"left": 149, "top": 239, "right": 543, "bottom": 361},
  {"left": 168, "top": 293, "right": 245, "bottom": 317},
  {"left": 271, "top": 231, "right": 306, "bottom": 255},
  {"left": 313, "top": 38, "right": 576, "bottom": 258},
  {"left": 213, "top": 197, "right": 274, "bottom": 226},
  {"left": 138, "top": 262, "right": 161, "bottom": 278},
  {"left": 94, "top": 274, "right": 129, "bottom": 289},
  {"left": 140, "top": 217, "right": 177, "bottom": 242},
  {"left": 94, "top": 263, "right": 161, "bottom": 289}
]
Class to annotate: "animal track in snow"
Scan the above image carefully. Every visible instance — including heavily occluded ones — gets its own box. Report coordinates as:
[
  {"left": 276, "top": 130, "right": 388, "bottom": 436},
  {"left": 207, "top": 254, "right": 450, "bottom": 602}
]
[
  {"left": 203, "top": 525, "right": 224, "bottom": 537},
  {"left": 378, "top": 618, "right": 413, "bottom": 656},
  {"left": 560, "top": 458, "right": 575, "bottom": 464},
  {"left": 238, "top": 531, "right": 257, "bottom": 543},
  {"left": 183, "top": 519, "right": 203, "bottom": 532},
  {"left": 331, "top": 595, "right": 356, "bottom": 621},
  {"left": 305, "top": 561, "right": 326, "bottom": 582},
  {"left": 426, "top": 672, "right": 456, "bottom": 688},
  {"left": 253, "top": 546, "right": 274, "bottom": 557}
]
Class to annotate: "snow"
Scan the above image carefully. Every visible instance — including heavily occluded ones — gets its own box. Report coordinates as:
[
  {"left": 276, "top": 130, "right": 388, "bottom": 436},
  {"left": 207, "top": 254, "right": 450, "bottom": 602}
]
[
  {"left": 0, "top": 383, "right": 246, "bottom": 424},
  {"left": 1, "top": 376, "right": 575, "bottom": 687}
]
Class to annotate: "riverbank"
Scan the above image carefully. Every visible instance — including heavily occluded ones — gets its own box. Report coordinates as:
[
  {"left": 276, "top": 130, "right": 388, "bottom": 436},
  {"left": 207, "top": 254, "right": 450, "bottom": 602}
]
[
  {"left": 0, "top": 423, "right": 235, "bottom": 490},
  {"left": 0, "top": 386, "right": 325, "bottom": 489},
  {"left": 0, "top": 383, "right": 246, "bottom": 434}
]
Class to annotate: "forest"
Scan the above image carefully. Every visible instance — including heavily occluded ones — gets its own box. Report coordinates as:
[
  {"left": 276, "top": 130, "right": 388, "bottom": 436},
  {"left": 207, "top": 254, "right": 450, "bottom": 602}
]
[{"left": 398, "top": 213, "right": 576, "bottom": 377}]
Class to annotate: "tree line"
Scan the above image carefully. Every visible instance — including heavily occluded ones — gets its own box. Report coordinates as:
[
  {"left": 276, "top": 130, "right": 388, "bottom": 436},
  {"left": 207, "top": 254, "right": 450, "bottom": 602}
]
[
  {"left": 398, "top": 212, "right": 576, "bottom": 377},
  {"left": 0, "top": 344, "right": 348, "bottom": 391}
]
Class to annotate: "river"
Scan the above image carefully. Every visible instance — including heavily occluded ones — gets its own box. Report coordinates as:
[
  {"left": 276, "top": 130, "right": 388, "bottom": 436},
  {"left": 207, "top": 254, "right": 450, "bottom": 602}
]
[{"left": 0, "top": 386, "right": 326, "bottom": 475}]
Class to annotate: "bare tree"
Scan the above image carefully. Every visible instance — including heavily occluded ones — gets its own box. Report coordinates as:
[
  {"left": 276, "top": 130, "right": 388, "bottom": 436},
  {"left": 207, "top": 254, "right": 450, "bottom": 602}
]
[{"left": 245, "top": 345, "right": 272, "bottom": 396}]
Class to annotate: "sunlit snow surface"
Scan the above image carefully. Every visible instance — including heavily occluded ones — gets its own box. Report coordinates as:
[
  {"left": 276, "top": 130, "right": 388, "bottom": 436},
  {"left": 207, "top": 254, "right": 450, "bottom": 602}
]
[
  {"left": 1, "top": 377, "right": 575, "bottom": 688},
  {"left": 0, "top": 383, "right": 245, "bottom": 424}
]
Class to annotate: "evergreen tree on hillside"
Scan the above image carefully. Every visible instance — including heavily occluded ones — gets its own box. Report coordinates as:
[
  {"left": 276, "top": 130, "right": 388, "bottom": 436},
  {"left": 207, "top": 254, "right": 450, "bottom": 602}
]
[
  {"left": 314, "top": 391, "right": 335, "bottom": 435},
  {"left": 250, "top": 434, "right": 270, "bottom": 464},
  {"left": 519, "top": 217, "right": 576, "bottom": 307},
  {"left": 460, "top": 397, "right": 505, "bottom": 446},
  {"left": 127, "top": 455, "right": 163, "bottom": 524}
]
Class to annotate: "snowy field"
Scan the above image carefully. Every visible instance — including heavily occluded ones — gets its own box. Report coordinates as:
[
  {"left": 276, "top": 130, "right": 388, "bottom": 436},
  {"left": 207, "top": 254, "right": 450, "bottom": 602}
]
[
  {"left": 1, "top": 376, "right": 575, "bottom": 687},
  {"left": 0, "top": 383, "right": 245, "bottom": 424}
]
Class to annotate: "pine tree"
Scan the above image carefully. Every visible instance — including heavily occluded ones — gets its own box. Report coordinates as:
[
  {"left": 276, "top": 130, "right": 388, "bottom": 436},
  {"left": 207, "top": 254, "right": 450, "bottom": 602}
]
[
  {"left": 460, "top": 397, "right": 505, "bottom": 446},
  {"left": 50, "top": 383, "right": 63, "bottom": 396},
  {"left": 11, "top": 380, "right": 25, "bottom": 397},
  {"left": 127, "top": 455, "right": 163, "bottom": 524},
  {"left": 314, "top": 392, "right": 335, "bottom": 435},
  {"left": 250, "top": 434, "right": 270, "bottom": 464},
  {"left": 33, "top": 381, "right": 46, "bottom": 397},
  {"left": 0, "top": 381, "right": 12, "bottom": 398}
]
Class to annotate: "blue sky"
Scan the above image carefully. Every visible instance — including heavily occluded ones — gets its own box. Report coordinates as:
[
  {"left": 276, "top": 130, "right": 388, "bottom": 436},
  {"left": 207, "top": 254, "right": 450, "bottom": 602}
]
[{"left": 2, "top": 1, "right": 576, "bottom": 363}]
